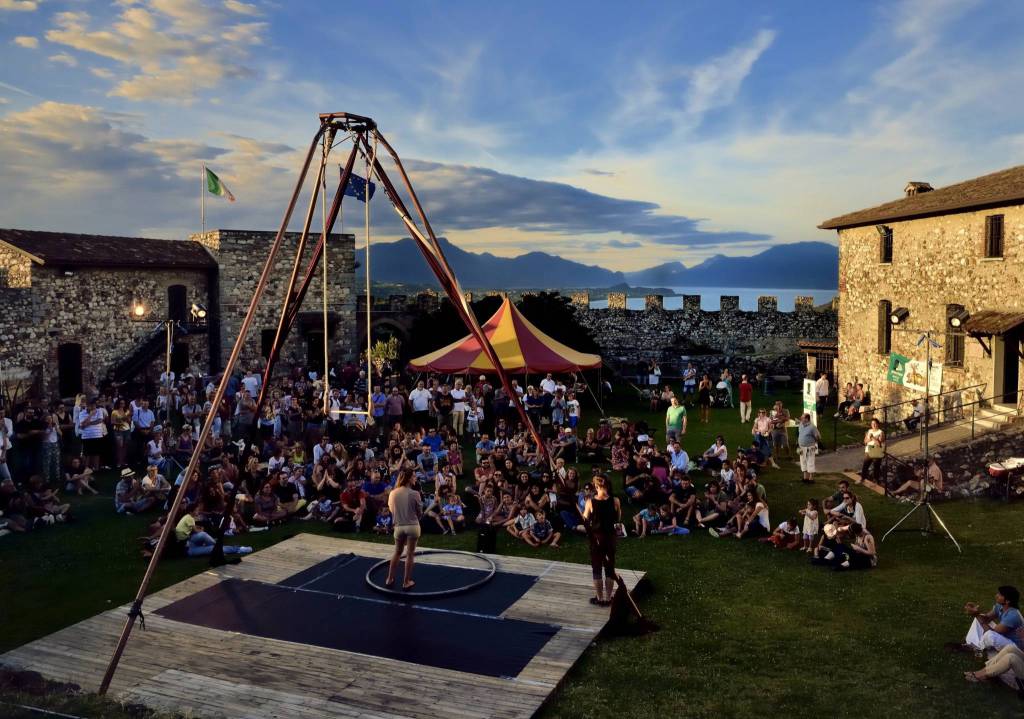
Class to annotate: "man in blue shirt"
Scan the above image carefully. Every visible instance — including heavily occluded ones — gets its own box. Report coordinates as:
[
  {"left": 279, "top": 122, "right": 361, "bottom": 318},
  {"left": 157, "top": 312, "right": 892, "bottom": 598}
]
[
  {"left": 371, "top": 385, "right": 387, "bottom": 423},
  {"left": 668, "top": 440, "right": 689, "bottom": 474},
  {"left": 475, "top": 434, "right": 495, "bottom": 464},
  {"left": 957, "top": 585, "right": 1024, "bottom": 653}
]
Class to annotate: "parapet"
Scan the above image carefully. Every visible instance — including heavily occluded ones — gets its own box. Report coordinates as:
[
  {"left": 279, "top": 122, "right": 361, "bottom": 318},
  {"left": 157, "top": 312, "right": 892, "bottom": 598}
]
[
  {"left": 758, "top": 296, "right": 778, "bottom": 312},
  {"left": 644, "top": 295, "right": 664, "bottom": 311},
  {"left": 720, "top": 296, "right": 740, "bottom": 312},
  {"left": 607, "top": 292, "right": 627, "bottom": 309}
]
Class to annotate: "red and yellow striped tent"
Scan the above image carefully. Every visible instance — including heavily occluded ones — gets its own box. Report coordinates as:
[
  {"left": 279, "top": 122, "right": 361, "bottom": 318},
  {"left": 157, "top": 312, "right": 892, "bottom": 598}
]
[{"left": 408, "top": 298, "right": 602, "bottom": 374}]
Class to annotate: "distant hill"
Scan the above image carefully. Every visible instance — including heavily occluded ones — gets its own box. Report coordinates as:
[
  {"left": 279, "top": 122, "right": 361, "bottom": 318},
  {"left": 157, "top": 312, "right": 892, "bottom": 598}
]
[
  {"left": 361, "top": 238, "right": 838, "bottom": 290},
  {"left": 623, "top": 241, "right": 838, "bottom": 289},
  {"left": 362, "top": 237, "right": 625, "bottom": 288}
]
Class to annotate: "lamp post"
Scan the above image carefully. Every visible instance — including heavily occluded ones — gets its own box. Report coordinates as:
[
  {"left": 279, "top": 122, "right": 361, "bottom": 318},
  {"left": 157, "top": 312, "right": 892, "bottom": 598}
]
[
  {"left": 880, "top": 307, "right": 963, "bottom": 553},
  {"left": 130, "top": 302, "right": 177, "bottom": 422}
]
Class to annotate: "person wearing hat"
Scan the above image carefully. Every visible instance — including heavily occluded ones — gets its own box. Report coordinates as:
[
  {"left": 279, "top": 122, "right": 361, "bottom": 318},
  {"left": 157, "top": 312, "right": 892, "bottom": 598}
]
[
  {"left": 114, "top": 468, "right": 156, "bottom": 515},
  {"left": 953, "top": 585, "right": 1024, "bottom": 654}
]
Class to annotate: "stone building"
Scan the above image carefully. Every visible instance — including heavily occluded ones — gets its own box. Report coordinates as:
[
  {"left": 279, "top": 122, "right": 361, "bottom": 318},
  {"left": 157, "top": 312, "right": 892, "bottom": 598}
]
[
  {"left": 819, "top": 166, "right": 1024, "bottom": 409},
  {"left": 0, "top": 228, "right": 355, "bottom": 399}
]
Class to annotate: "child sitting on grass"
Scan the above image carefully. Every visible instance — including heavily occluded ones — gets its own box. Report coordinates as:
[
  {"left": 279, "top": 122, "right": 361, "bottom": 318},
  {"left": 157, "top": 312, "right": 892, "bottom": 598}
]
[
  {"left": 304, "top": 496, "right": 334, "bottom": 522},
  {"left": 373, "top": 505, "right": 394, "bottom": 535},
  {"left": 633, "top": 504, "right": 660, "bottom": 537},
  {"left": 508, "top": 506, "right": 536, "bottom": 541},
  {"left": 440, "top": 494, "right": 465, "bottom": 535},
  {"left": 760, "top": 516, "right": 802, "bottom": 548},
  {"left": 524, "top": 510, "right": 561, "bottom": 548}
]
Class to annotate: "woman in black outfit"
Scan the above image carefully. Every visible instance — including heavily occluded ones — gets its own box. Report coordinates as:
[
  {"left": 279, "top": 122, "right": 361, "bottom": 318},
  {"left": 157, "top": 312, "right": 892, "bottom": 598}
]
[{"left": 582, "top": 474, "right": 621, "bottom": 606}]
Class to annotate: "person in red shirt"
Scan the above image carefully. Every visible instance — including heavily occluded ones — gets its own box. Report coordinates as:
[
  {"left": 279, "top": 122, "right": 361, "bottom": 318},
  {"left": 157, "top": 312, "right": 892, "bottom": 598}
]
[{"left": 738, "top": 374, "right": 754, "bottom": 423}]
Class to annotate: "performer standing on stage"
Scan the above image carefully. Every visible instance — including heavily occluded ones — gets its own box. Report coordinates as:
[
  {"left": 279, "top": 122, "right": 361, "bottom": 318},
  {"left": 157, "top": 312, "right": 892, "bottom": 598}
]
[
  {"left": 386, "top": 468, "right": 423, "bottom": 590},
  {"left": 582, "top": 474, "right": 621, "bottom": 606}
]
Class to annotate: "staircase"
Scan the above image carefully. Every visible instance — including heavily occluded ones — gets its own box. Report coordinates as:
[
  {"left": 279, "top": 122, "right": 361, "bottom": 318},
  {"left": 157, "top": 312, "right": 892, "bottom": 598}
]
[{"left": 111, "top": 325, "right": 172, "bottom": 384}]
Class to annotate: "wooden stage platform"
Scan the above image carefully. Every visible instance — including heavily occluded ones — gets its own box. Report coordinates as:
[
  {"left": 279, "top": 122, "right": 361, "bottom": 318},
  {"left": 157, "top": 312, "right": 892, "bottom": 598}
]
[{"left": 1, "top": 534, "right": 645, "bottom": 719}]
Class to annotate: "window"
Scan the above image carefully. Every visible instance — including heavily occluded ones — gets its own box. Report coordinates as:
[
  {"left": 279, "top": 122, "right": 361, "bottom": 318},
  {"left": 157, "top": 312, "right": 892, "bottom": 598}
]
[
  {"left": 878, "top": 300, "right": 892, "bottom": 354},
  {"left": 878, "top": 225, "right": 893, "bottom": 263},
  {"left": 945, "top": 304, "right": 965, "bottom": 367},
  {"left": 167, "top": 284, "right": 188, "bottom": 322},
  {"left": 985, "top": 214, "right": 1004, "bottom": 258}
]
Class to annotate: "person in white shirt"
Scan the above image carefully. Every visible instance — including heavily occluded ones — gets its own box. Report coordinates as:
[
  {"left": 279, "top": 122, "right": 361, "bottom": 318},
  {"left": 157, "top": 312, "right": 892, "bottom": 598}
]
[
  {"left": 313, "top": 437, "right": 332, "bottom": 465},
  {"left": 540, "top": 374, "right": 557, "bottom": 395},
  {"left": 241, "top": 369, "right": 261, "bottom": 399},
  {"left": 815, "top": 372, "right": 830, "bottom": 416},
  {"left": 409, "top": 381, "right": 433, "bottom": 430},
  {"left": 146, "top": 426, "right": 168, "bottom": 473},
  {"left": 450, "top": 380, "right": 469, "bottom": 437},
  {"left": 566, "top": 392, "right": 581, "bottom": 429}
]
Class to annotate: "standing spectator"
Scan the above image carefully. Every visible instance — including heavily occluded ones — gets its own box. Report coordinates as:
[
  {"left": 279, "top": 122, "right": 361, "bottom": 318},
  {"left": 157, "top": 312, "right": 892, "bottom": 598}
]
[
  {"left": 132, "top": 399, "right": 155, "bottom": 466},
  {"left": 409, "top": 381, "right": 432, "bottom": 430},
  {"left": 860, "top": 418, "right": 885, "bottom": 483},
  {"left": 797, "top": 413, "right": 820, "bottom": 484},
  {"left": 79, "top": 400, "right": 108, "bottom": 472},
  {"left": 110, "top": 399, "right": 132, "bottom": 469},
  {"left": 0, "top": 408, "right": 12, "bottom": 482},
  {"left": 682, "top": 362, "right": 697, "bottom": 400},
  {"left": 39, "top": 409, "right": 62, "bottom": 485},
  {"left": 752, "top": 408, "right": 780, "bottom": 469},
  {"left": 665, "top": 396, "right": 687, "bottom": 442},
  {"left": 450, "top": 380, "right": 468, "bottom": 436},
  {"left": 770, "top": 400, "right": 792, "bottom": 461},
  {"left": 815, "top": 371, "right": 830, "bottom": 417},
  {"left": 697, "top": 375, "right": 712, "bottom": 424},
  {"left": 738, "top": 374, "right": 753, "bottom": 422}
]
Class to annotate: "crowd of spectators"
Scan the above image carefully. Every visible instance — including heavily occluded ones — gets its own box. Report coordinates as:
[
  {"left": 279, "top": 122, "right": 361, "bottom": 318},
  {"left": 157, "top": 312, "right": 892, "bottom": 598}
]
[{"left": 0, "top": 356, "right": 875, "bottom": 570}]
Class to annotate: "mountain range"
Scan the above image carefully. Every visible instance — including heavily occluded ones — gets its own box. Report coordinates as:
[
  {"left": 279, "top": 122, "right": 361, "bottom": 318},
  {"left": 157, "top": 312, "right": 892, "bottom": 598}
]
[{"left": 361, "top": 238, "right": 838, "bottom": 290}]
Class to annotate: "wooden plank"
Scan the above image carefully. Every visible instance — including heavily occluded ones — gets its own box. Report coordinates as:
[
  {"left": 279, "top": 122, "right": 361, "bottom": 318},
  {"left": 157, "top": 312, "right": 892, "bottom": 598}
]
[{"left": 0, "top": 533, "right": 645, "bottom": 719}]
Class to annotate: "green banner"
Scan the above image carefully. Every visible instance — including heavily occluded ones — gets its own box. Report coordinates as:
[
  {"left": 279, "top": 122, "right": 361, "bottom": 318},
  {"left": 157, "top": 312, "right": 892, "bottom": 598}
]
[{"left": 886, "top": 352, "right": 910, "bottom": 385}]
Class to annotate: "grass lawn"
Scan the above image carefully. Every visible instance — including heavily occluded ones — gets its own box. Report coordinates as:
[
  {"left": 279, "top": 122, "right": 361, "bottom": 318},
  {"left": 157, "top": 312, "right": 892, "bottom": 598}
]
[{"left": 1, "top": 387, "right": 1022, "bottom": 718}]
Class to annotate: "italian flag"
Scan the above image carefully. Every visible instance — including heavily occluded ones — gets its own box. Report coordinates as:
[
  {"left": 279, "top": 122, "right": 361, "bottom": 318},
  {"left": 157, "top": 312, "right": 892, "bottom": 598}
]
[{"left": 205, "top": 167, "right": 236, "bottom": 202}]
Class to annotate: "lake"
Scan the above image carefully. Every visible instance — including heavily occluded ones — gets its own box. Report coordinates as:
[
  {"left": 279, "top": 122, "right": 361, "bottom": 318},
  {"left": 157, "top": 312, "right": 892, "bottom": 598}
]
[{"left": 588, "top": 286, "right": 837, "bottom": 311}]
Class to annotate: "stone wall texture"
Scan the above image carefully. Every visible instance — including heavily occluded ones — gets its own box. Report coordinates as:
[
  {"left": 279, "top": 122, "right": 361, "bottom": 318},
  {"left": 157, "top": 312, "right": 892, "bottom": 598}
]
[
  {"left": 836, "top": 205, "right": 1024, "bottom": 406},
  {"left": 191, "top": 229, "right": 356, "bottom": 373},
  {"left": 574, "top": 300, "right": 837, "bottom": 368},
  {"left": 0, "top": 260, "right": 211, "bottom": 398}
]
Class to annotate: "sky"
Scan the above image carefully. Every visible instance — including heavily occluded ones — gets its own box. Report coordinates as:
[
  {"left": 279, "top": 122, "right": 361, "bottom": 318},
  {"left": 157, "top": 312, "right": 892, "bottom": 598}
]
[{"left": 1, "top": 0, "right": 1023, "bottom": 272}]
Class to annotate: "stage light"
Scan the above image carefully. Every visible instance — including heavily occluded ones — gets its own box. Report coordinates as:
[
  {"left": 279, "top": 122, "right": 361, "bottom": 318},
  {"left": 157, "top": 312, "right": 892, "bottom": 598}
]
[
  {"left": 889, "top": 307, "right": 910, "bottom": 326},
  {"left": 132, "top": 303, "right": 146, "bottom": 318},
  {"left": 948, "top": 308, "right": 970, "bottom": 329},
  {"left": 190, "top": 302, "right": 208, "bottom": 323}
]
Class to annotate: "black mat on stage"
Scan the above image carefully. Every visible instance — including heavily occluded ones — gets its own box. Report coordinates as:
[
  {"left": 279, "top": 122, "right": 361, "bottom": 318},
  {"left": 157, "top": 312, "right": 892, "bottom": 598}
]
[
  {"left": 154, "top": 578, "right": 558, "bottom": 678},
  {"left": 277, "top": 553, "right": 537, "bottom": 616}
]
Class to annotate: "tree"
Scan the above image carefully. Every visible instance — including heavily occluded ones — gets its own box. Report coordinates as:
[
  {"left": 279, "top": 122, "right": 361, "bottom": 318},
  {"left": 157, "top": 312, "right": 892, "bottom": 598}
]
[{"left": 516, "top": 292, "right": 600, "bottom": 354}]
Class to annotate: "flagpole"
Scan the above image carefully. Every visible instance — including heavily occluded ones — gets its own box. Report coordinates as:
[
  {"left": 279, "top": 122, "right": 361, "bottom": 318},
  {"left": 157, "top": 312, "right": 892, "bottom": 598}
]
[{"left": 201, "top": 162, "right": 206, "bottom": 236}]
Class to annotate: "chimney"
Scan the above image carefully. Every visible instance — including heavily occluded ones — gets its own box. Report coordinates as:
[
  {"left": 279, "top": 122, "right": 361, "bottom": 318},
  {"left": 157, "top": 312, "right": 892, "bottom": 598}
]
[{"left": 904, "top": 181, "right": 933, "bottom": 197}]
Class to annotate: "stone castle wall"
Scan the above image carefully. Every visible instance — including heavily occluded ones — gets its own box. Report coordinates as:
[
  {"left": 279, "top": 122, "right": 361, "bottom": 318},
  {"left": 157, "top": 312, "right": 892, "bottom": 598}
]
[
  {"left": 0, "top": 253, "right": 211, "bottom": 398},
  {"left": 192, "top": 230, "right": 357, "bottom": 372},
  {"left": 836, "top": 205, "right": 1024, "bottom": 406},
  {"left": 574, "top": 293, "right": 836, "bottom": 369}
]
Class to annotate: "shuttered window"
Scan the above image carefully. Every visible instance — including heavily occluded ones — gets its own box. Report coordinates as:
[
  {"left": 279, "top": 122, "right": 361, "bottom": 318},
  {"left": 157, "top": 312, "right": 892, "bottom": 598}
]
[
  {"left": 945, "top": 304, "right": 965, "bottom": 367},
  {"left": 985, "top": 214, "right": 1004, "bottom": 258},
  {"left": 878, "top": 300, "right": 892, "bottom": 354},
  {"left": 878, "top": 226, "right": 893, "bottom": 263}
]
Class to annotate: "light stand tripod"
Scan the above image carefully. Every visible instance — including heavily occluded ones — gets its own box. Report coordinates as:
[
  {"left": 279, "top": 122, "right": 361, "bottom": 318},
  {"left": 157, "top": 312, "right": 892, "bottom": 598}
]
[{"left": 880, "top": 327, "right": 962, "bottom": 553}]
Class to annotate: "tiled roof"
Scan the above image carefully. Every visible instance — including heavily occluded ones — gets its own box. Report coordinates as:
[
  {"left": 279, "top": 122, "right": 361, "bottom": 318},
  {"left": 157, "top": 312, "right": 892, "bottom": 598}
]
[
  {"left": 0, "top": 229, "right": 216, "bottom": 269},
  {"left": 818, "top": 165, "right": 1024, "bottom": 230},
  {"left": 963, "top": 310, "right": 1024, "bottom": 336}
]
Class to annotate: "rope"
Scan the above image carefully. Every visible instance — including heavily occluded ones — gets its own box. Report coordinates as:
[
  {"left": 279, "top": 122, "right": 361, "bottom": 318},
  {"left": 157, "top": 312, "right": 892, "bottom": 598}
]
[
  {"left": 321, "top": 132, "right": 331, "bottom": 415},
  {"left": 364, "top": 135, "right": 377, "bottom": 419}
]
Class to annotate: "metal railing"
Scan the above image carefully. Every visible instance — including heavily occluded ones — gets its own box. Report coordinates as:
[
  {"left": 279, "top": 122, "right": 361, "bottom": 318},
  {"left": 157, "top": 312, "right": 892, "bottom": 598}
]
[{"left": 830, "top": 382, "right": 988, "bottom": 450}]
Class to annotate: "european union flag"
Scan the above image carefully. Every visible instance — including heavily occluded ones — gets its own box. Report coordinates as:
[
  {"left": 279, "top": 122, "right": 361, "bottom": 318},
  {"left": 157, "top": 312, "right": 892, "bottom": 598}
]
[{"left": 343, "top": 170, "right": 375, "bottom": 202}]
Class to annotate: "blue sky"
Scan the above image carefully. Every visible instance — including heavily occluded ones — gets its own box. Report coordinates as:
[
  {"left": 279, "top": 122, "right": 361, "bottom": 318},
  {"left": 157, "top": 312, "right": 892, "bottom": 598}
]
[{"left": 2, "top": 0, "right": 1023, "bottom": 271}]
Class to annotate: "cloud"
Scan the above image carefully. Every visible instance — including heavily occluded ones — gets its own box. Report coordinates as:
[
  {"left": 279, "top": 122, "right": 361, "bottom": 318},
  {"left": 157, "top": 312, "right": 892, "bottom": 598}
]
[
  {"left": 13, "top": 36, "right": 38, "bottom": 48},
  {"left": 48, "top": 52, "right": 77, "bottom": 67},
  {"left": 607, "top": 239, "right": 642, "bottom": 249},
  {"left": 0, "top": 97, "right": 8, "bottom": 105},
  {"left": 0, "top": 101, "right": 307, "bottom": 238},
  {"left": 606, "top": 28, "right": 775, "bottom": 145},
  {"left": 90, "top": 67, "right": 115, "bottom": 79},
  {"left": 224, "top": 0, "right": 261, "bottom": 16},
  {"left": 0, "top": 0, "right": 38, "bottom": 11},
  {"left": 397, "top": 159, "right": 769, "bottom": 246},
  {"left": 583, "top": 168, "right": 614, "bottom": 177},
  {"left": 44, "top": 2, "right": 268, "bottom": 102}
]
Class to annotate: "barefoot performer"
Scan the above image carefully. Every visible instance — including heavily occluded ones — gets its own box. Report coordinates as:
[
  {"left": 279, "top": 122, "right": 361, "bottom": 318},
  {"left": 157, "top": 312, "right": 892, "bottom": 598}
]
[
  {"left": 386, "top": 468, "right": 423, "bottom": 591},
  {"left": 582, "top": 473, "right": 621, "bottom": 606}
]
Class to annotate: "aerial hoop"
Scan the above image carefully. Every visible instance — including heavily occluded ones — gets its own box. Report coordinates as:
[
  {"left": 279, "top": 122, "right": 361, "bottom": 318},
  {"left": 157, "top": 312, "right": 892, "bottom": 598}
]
[{"left": 365, "top": 549, "right": 496, "bottom": 598}]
